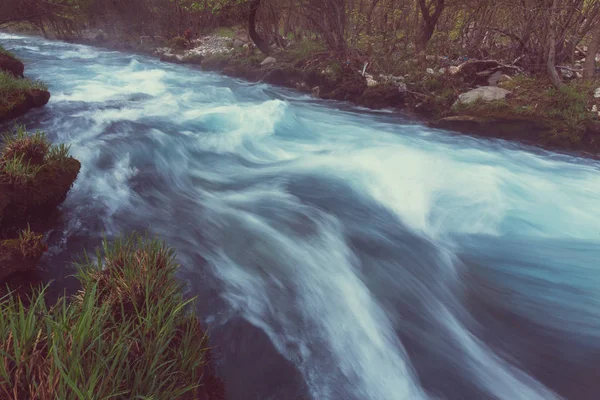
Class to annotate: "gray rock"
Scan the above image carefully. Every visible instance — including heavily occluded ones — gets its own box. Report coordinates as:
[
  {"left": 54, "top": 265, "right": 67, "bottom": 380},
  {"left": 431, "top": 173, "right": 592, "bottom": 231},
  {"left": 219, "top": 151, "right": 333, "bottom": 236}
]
[
  {"left": 594, "top": 87, "right": 600, "bottom": 98},
  {"left": 261, "top": 56, "right": 277, "bottom": 66},
  {"left": 312, "top": 86, "right": 321, "bottom": 97},
  {"left": 160, "top": 53, "right": 184, "bottom": 64},
  {"left": 487, "top": 70, "right": 504, "bottom": 86},
  {"left": 456, "top": 86, "right": 511, "bottom": 105},
  {"left": 233, "top": 39, "right": 245, "bottom": 47},
  {"left": 497, "top": 74, "right": 513, "bottom": 84}
]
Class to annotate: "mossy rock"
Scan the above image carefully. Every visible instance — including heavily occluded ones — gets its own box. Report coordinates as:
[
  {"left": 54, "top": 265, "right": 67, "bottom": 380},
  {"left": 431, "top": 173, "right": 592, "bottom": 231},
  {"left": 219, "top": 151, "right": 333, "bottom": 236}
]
[
  {"left": 0, "top": 237, "right": 46, "bottom": 281},
  {"left": 0, "top": 52, "right": 24, "bottom": 78},
  {"left": 0, "top": 157, "right": 81, "bottom": 231},
  {"left": 0, "top": 89, "right": 51, "bottom": 123}
]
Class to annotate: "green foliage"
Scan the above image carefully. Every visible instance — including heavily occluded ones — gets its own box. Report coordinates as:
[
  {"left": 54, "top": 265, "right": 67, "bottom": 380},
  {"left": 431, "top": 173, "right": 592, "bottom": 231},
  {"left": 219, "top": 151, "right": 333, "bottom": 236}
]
[
  {"left": 0, "top": 72, "right": 47, "bottom": 95},
  {"left": 0, "top": 234, "right": 208, "bottom": 400},
  {"left": 0, "top": 45, "right": 16, "bottom": 59},
  {"left": 45, "top": 143, "right": 72, "bottom": 167},
  {"left": 2, "top": 125, "right": 50, "bottom": 164},
  {"left": 0, "top": 154, "right": 42, "bottom": 186},
  {"left": 17, "top": 225, "right": 46, "bottom": 259},
  {"left": 215, "top": 26, "right": 236, "bottom": 38}
]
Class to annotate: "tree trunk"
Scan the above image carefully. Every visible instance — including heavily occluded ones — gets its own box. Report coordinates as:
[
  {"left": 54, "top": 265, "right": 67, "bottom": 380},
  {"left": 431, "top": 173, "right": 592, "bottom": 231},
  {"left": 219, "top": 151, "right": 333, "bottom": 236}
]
[
  {"left": 248, "top": 0, "right": 271, "bottom": 55},
  {"left": 547, "top": 0, "right": 564, "bottom": 88},
  {"left": 584, "top": 24, "right": 600, "bottom": 79}
]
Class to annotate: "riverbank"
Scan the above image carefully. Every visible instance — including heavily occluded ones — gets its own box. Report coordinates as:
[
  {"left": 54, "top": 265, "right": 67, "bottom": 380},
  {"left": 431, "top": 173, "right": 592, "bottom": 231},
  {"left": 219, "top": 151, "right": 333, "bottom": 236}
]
[
  {"left": 41, "top": 28, "right": 600, "bottom": 159},
  {"left": 4, "top": 28, "right": 600, "bottom": 157},
  {"left": 0, "top": 44, "right": 226, "bottom": 400}
]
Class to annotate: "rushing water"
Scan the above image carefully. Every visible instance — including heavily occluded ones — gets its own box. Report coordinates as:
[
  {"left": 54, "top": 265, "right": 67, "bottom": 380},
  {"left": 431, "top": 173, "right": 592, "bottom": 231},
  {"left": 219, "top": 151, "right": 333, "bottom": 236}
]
[{"left": 3, "top": 32, "right": 600, "bottom": 400}]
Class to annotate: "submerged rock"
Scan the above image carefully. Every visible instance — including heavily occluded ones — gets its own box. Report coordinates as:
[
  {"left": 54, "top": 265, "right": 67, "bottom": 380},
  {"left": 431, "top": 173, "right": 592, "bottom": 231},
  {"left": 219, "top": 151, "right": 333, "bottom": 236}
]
[{"left": 456, "top": 86, "right": 510, "bottom": 105}]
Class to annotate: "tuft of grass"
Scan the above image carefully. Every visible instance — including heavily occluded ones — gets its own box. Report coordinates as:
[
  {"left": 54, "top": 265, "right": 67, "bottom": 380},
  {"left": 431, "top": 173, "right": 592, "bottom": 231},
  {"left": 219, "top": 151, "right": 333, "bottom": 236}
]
[
  {"left": 0, "top": 45, "right": 16, "bottom": 59},
  {"left": 2, "top": 125, "right": 50, "bottom": 165},
  {"left": 0, "top": 154, "right": 42, "bottom": 186},
  {"left": 16, "top": 225, "right": 47, "bottom": 259},
  {"left": 45, "top": 143, "right": 72, "bottom": 167},
  {"left": 0, "top": 234, "right": 208, "bottom": 400},
  {"left": 0, "top": 71, "right": 47, "bottom": 95}
]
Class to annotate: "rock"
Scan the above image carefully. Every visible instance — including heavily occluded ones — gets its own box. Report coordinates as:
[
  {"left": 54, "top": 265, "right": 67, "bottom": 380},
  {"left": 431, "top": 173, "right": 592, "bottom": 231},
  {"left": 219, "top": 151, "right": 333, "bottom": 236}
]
[
  {"left": 233, "top": 39, "right": 245, "bottom": 47},
  {"left": 397, "top": 82, "right": 408, "bottom": 93},
  {"left": 594, "top": 88, "right": 600, "bottom": 98},
  {"left": 181, "top": 52, "right": 204, "bottom": 65},
  {"left": 366, "top": 76, "right": 378, "bottom": 87},
  {"left": 262, "top": 69, "right": 288, "bottom": 86},
  {"left": 380, "top": 74, "right": 405, "bottom": 85},
  {"left": 560, "top": 68, "right": 574, "bottom": 79},
  {"left": 426, "top": 68, "right": 435, "bottom": 75},
  {"left": 160, "top": 53, "right": 184, "bottom": 64},
  {"left": 439, "top": 68, "right": 447, "bottom": 74},
  {"left": 0, "top": 89, "right": 51, "bottom": 123},
  {"left": 0, "top": 235, "right": 47, "bottom": 281},
  {"left": 498, "top": 74, "right": 513, "bottom": 84},
  {"left": 358, "top": 85, "right": 406, "bottom": 109},
  {"left": 312, "top": 86, "right": 321, "bottom": 97},
  {"left": 261, "top": 56, "right": 277, "bottom": 66},
  {"left": 0, "top": 53, "right": 24, "bottom": 78},
  {"left": 456, "top": 86, "right": 511, "bottom": 105},
  {"left": 487, "top": 70, "right": 504, "bottom": 86},
  {"left": 449, "top": 66, "right": 460, "bottom": 75},
  {"left": 592, "top": 105, "right": 598, "bottom": 113}
]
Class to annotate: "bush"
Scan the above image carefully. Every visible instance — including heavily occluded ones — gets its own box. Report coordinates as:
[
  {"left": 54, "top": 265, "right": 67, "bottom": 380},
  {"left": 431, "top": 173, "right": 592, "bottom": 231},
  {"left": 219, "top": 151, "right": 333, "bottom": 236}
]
[{"left": 0, "top": 234, "right": 208, "bottom": 400}]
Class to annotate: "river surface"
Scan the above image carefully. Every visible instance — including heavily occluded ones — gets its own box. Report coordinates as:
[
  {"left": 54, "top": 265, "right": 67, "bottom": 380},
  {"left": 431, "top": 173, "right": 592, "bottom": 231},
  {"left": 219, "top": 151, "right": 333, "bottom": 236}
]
[{"left": 2, "top": 33, "right": 600, "bottom": 400}]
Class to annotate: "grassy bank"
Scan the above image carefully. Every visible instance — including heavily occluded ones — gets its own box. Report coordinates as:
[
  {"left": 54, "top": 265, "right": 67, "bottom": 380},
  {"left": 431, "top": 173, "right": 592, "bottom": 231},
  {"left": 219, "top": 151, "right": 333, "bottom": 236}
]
[
  {"left": 0, "top": 126, "right": 80, "bottom": 281},
  {"left": 1, "top": 234, "right": 209, "bottom": 399}
]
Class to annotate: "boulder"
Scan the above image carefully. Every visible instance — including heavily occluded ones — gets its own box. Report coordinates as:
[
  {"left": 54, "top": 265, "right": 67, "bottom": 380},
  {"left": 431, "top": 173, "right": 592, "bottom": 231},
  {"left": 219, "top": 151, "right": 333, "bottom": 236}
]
[
  {"left": 456, "top": 86, "right": 511, "bottom": 105},
  {"left": 0, "top": 53, "right": 24, "bottom": 78},
  {"left": 594, "top": 87, "right": 600, "bottom": 98},
  {"left": 0, "top": 89, "right": 51, "bottom": 123},
  {"left": 311, "top": 86, "right": 321, "bottom": 97},
  {"left": 261, "top": 56, "right": 277, "bottom": 66},
  {"left": 233, "top": 39, "right": 245, "bottom": 47}
]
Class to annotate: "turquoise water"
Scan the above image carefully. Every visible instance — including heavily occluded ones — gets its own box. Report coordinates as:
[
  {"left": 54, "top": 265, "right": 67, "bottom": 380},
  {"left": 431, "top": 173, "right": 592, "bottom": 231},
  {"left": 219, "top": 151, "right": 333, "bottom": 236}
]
[{"left": 3, "top": 33, "right": 600, "bottom": 400}]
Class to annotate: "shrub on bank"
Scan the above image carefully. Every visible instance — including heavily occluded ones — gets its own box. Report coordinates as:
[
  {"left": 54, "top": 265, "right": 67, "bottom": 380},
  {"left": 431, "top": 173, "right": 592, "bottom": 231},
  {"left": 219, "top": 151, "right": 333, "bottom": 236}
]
[{"left": 0, "top": 234, "right": 208, "bottom": 400}]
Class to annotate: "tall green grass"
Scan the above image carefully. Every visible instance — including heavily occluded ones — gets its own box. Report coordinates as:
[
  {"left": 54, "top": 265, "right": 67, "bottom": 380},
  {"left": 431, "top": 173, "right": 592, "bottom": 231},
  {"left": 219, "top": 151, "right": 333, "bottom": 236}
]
[
  {"left": 0, "top": 71, "right": 47, "bottom": 95},
  {"left": 0, "top": 126, "right": 74, "bottom": 185},
  {"left": 0, "top": 45, "right": 16, "bottom": 59},
  {"left": 0, "top": 234, "right": 208, "bottom": 400}
]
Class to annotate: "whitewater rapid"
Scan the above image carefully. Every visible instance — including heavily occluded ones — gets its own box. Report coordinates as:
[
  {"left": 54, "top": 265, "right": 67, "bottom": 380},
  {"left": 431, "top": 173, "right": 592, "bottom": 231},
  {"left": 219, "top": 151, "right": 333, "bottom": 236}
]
[{"left": 2, "top": 33, "right": 600, "bottom": 400}]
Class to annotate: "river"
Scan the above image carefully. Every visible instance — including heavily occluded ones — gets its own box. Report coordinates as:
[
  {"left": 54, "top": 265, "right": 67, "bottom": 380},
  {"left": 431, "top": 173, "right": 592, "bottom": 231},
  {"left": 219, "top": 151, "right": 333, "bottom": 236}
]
[{"left": 2, "top": 33, "right": 600, "bottom": 400}]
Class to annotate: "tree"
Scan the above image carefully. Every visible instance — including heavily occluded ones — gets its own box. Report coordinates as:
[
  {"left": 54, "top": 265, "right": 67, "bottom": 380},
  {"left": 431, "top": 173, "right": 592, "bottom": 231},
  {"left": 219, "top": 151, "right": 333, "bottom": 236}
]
[
  {"left": 415, "top": 0, "right": 446, "bottom": 53},
  {"left": 248, "top": 0, "right": 271, "bottom": 54}
]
